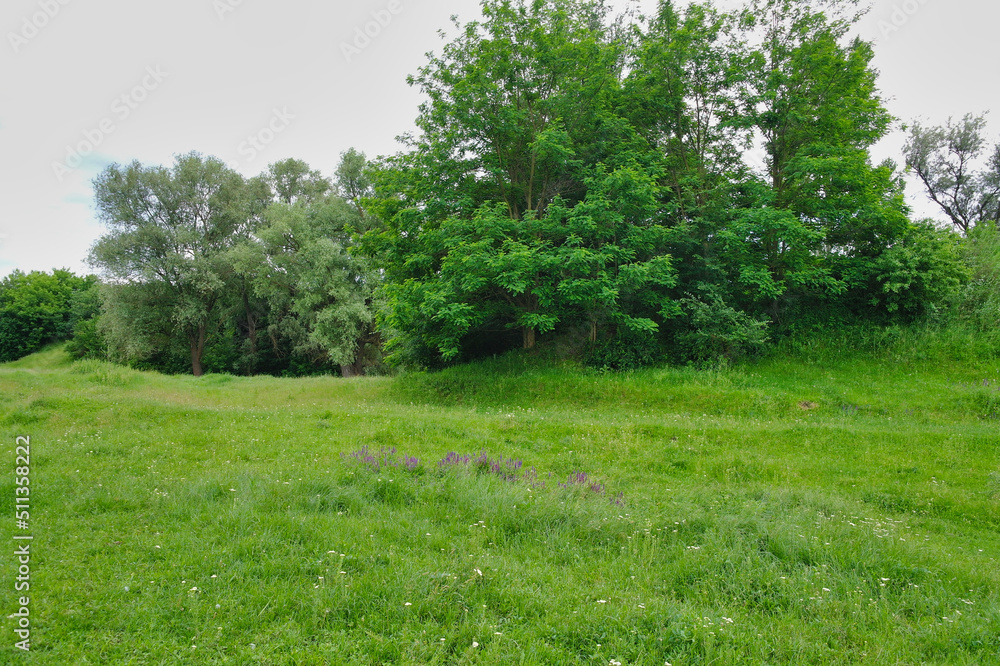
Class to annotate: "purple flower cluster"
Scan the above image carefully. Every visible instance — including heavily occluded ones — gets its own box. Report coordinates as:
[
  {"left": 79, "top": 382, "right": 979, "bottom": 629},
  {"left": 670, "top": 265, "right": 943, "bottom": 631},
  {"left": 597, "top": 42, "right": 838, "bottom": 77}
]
[
  {"left": 559, "top": 471, "right": 606, "bottom": 495},
  {"left": 342, "top": 446, "right": 420, "bottom": 472},
  {"left": 953, "top": 378, "right": 1000, "bottom": 391},
  {"left": 342, "top": 447, "right": 623, "bottom": 505},
  {"left": 439, "top": 450, "right": 538, "bottom": 484}
]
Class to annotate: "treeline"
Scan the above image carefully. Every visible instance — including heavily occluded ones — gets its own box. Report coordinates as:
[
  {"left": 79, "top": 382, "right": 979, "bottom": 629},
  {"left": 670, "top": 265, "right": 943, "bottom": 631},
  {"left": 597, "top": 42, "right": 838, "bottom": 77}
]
[
  {"left": 0, "top": 270, "right": 99, "bottom": 363},
  {"left": 5, "top": 0, "right": 1000, "bottom": 375},
  {"left": 84, "top": 151, "right": 380, "bottom": 377}
]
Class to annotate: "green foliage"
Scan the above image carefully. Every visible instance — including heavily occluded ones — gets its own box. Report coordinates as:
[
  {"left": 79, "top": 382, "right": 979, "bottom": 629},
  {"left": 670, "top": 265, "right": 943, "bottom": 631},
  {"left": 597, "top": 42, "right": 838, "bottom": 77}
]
[
  {"left": 359, "top": 0, "right": 955, "bottom": 367},
  {"left": 674, "top": 291, "right": 771, "bottom": 364},
  {"left": 870, "top": 221, "right": 969, "bottom": 319},
  {"left": 718, "top": 206, "right": 842, "bottom": 310},
  {"left": 62, "top": 0, "right": 994, "bottom": 375},
  {"left": 583, "top": 326, "right": 662, "bottom": 372},
  {"left": 90, "top": 153, "right": 270, "bottom": 376},
  {"left": 364, "top": 0, "right": 685, "bottom": 365},
  {"left": 377, "top": 166, "right": 678, "bottom": 364},
  {"left": 236, "top": 202, "right": 380, "bottom": 375},
  {"left": 88, "top": 152, "right": 381, "bottom": 377},
  {"left": 958, "top": 223, "right": 1000, "bottom": 330},
  {"left": 739, "top": 0, "right": 891, "bottom": 203},
  {"left": 0, "top": 269, "right": 96, "bottom": 362},
  {"left": 231, "top": 154, "right": 382, "bottom": 377}
]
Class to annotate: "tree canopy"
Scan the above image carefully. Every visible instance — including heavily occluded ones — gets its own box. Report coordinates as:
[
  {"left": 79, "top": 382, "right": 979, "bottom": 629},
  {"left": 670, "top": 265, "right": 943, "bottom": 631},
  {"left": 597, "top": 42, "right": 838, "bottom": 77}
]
[
  {"left": 2, "top": 0, "right": 977, "bottom": 374},
  {"left": 0, "top": 269, "right": 97, "bottom": 362},
  {"left": 357, "top": 0, "right": 954, "bottom": 367}
]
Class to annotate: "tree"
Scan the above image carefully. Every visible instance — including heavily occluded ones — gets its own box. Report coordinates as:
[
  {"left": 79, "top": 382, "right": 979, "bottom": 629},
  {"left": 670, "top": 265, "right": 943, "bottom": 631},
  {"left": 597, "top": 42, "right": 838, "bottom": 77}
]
[
  {"left": 904, "top": 113, "right": 1000, "bottom": 234},
  {"left": 230, "top": 154, "right": 382, "bottom": 377},
  {"left": 622, "top": 0, "right": 748, "bottom": 296},
  {"left": 739, "top": 0, "right": 889, "bottom": 204},
  {"left": 335, "top": 148, "right": 374, "bottom": 223},
  {"left": 722, "top": 0, "right": 909, "bottom": 323},
  {"left": 233, "top": 200, "right": 380, "bottom": 377},
  {"left": 267, "top": 158, "right": 333, "bottom": 206},
  {"left": 0, "top": 269, "right": 96, "bottom": 362},
  {"left": 90, "top": 153, "right": 269, "bottom": 376},
  {"left": 363, "top": 0, "right": 680, "bottom": 364}
]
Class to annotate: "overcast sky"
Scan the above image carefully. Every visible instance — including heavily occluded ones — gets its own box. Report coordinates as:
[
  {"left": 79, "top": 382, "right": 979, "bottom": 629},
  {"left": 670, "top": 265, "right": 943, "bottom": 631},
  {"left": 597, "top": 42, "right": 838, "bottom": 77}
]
[{"left": 1, "top": 0, "right": 997, "bottom": 278}]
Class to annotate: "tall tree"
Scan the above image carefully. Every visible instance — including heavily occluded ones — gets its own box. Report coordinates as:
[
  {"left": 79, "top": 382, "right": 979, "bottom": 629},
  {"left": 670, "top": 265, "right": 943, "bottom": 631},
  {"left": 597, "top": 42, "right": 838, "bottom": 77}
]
[
  {"left": 90, "top": 153, "right": 269, "bottom": 376},
  {"left": 904, "top": 113, "right": 1000, "bottom": 234},
  {"left": 623, "top": 1, "right": 748, "bottom": 298},
  {"left": 363, "top": 0, "right": 679, "bottom": 364},
  {"left": 267, "top": 158, "right": 333, "bottom": 206},
  {"left": 231, "top": 153, "right": 381, "bottom": 377},
  {"left": 725, "top": 0, "right": 904, "bottom": 321},
  {"left": 335, "top": 148, "right": 375, "bottom": 224}
]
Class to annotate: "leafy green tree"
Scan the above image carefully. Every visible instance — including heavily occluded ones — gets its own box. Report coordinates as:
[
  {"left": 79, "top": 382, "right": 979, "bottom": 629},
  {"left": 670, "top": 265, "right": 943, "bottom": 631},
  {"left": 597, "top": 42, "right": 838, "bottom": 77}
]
[
  {"left": 335, "top": 148, "right": 375, "bottom": 224},
  {"left": 0, "top": 269, "right": 96, "bottom": 362},
  {"left": 723, "top": 0, "right": 909, "bottom": 323},
  {"left": 364, "top": 0, "right": 680, "bottom": 365},
  {"left": 623, "top": 0, "right": 746, "bottom": 244},
  {"left": 234, "top": 201, "right": 380, "bottom": 376},
  {"left": 267, "top": 158, "right": 333, "bottom": 206},
  {"left": 739, "top": 0, "right": 889, "bottom": 205},
  {"left": 90, "top": 153, "right": 269, "bottom": 376},
  {"left": 230, "top": 154, "right": 381, "bottom": 377}
]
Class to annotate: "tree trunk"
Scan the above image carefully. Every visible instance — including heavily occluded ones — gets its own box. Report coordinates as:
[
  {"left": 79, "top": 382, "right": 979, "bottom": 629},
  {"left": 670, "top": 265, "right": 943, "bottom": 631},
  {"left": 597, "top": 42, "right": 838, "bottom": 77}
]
[
  {"left": 190, "top": 324, "right": 206, "bottom": 377},
  {"left": 242, "top": 290, "right": 258, "bottom": 357},
  {"left": 522, "top": 326, "right": 536, "bottom": 350},
  {"left": 339, "top": 348, "right": 365, "bottom": 378},
  {"left": 589, "top": 319, "right": 598, "bottom": 344}
]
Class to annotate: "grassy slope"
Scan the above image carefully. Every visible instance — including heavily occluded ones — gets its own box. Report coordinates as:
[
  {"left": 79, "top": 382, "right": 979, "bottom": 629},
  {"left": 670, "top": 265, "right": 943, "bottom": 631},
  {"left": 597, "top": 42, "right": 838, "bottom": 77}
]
[{"left": 0, "top": 344, "right": 998, "bottom": 665}]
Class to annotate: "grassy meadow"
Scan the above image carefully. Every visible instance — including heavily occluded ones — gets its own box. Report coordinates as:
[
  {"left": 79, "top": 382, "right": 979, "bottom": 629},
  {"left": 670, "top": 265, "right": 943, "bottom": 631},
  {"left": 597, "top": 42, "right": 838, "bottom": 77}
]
[{"left": 1, "top": 338, "right": 999, "bottom": 664}]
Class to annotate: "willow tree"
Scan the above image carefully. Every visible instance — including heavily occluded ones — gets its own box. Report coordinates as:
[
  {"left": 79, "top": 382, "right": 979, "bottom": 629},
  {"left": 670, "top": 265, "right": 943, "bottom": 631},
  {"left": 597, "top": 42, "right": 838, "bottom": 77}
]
[
  {"left": 90, "top": 153, "right": 268, "bottom": 375},
  {"left": 904, "top": 113, "right": 1000, "bottom": 234}
]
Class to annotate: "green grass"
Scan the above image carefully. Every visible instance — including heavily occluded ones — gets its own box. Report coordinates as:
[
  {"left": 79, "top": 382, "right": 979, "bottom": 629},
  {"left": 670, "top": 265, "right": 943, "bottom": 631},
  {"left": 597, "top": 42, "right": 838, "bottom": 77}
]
[{"left": 1, "top": 342, "right": 998, "bottom": 664}]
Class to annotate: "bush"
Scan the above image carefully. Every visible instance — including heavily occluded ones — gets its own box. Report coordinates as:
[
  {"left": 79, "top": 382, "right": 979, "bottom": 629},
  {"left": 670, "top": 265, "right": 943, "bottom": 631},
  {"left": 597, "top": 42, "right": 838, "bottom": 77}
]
[
  {"left": 872, "top": 220, "right": 969, "bottom": 320},
  {"left": 674, "top": 293, "right": 770, "bottom": 365},
  {"left": 0, "top": 270, "right": 97, "bottom": 362},
  {"left": 64, "top": 316, "right": 105, "bottom": 360},
  {"left": 583, "top": 327, "right": 661, "bottom": 372},
  {"left": 959, "top": 223, "right": 1000, "bottom": 331}
]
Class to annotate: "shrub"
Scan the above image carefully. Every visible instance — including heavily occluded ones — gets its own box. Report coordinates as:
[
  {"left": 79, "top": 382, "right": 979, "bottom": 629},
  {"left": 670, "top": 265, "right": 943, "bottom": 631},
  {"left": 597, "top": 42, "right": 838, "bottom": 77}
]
[
  {"left": 871, "top": 220, "right": 969, "bottom": 320},
  {"left": 959, "top": 223, "right": 1000, "bottom": 331},
  {"left": 0, "top": 270, "right": 97, "bottom": 362},
  {"left": 583, "top": 327, "right": 661, "bottom": 372},
  {"left": 674, "top": 293, "right": 770, "bottom": 364}
]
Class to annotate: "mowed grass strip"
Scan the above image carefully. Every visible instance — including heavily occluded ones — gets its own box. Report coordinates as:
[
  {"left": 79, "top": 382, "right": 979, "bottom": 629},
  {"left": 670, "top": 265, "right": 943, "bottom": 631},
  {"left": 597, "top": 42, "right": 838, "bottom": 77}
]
[{"left": 0, "top": 345, "right": 998, "bottom": 664}]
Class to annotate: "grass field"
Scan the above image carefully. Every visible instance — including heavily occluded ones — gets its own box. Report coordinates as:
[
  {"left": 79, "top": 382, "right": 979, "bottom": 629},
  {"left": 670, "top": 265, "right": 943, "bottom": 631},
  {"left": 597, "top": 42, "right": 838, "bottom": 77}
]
[{"left": 1, "top": 341, "right": 998, "bottom": 664}]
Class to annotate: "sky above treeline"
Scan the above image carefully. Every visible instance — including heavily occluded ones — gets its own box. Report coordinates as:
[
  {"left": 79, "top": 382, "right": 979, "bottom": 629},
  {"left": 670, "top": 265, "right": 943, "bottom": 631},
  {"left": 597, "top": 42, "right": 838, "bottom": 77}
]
[{"left": 1, "top": 0, "right": 998, "bottom": 278}]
